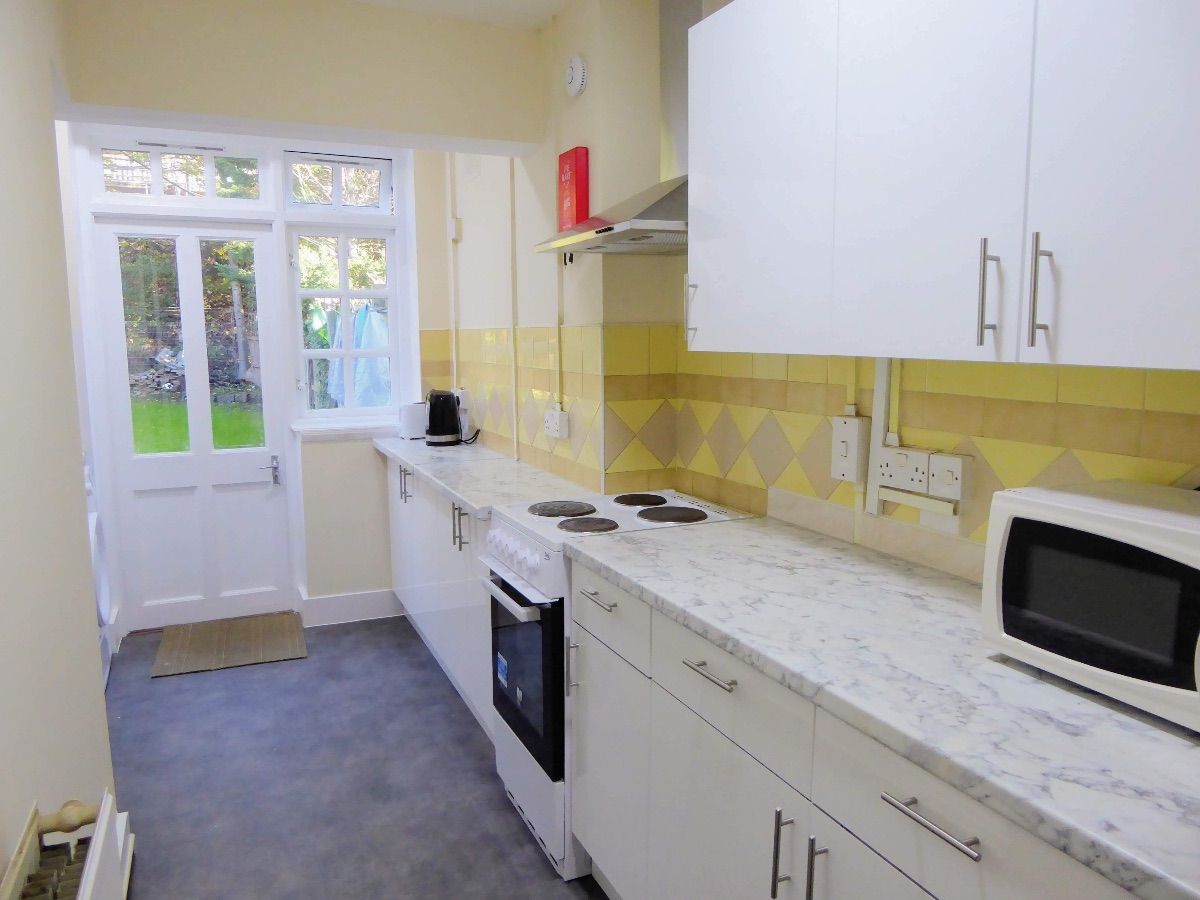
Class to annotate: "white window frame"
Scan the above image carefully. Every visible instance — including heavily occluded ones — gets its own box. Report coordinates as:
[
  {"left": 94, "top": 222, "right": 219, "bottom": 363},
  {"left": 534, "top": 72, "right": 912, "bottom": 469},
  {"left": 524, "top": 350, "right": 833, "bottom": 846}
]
[{"left": 285, "top": 152, "right": 393, "bottom": 216}]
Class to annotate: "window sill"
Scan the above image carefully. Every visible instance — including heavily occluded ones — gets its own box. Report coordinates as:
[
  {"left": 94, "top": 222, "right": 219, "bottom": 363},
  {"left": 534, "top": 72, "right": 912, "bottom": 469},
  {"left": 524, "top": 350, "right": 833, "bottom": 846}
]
[{"left": 290, "top": 417, "right": 397, "bottom": 443}]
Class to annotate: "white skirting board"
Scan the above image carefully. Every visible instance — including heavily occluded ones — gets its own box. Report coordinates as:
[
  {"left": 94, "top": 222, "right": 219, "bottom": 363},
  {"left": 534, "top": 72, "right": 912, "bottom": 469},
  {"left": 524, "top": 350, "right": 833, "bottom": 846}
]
[{"left": 300, "top": 588, "right": 405, "bottom": 628}]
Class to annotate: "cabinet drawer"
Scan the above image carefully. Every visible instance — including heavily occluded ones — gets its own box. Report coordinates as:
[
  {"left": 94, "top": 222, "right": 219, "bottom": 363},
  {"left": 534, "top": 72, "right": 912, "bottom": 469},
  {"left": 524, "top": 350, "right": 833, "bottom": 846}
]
[
  {"left": 812, "top": 710, "right": 1128, "bottom": 900},
  {"left": 571, "top": 564, "right": 652, "bottom": 676},
  {"left": 651, "top": 611, "right": 814, "bottom": 797}
]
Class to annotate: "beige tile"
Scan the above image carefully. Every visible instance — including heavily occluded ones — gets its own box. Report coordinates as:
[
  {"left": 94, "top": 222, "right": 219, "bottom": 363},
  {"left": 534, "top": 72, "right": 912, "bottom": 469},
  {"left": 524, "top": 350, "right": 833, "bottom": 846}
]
[
  {"left": 787, "top": 355, "right": 828, "bottom": 383},
  {"left": 604, "top": 405, "right": 636, "bottom": 468},
  {"left": 720, "top": 377, "right": 754, "bottom": 407},
  {"left": 639, "top": 402, "right": 678, "bottom": 466},
  {"left": 796, "top": 419, "right": 840, "bottom": 500},
  {"left": 752, "top": 353, "right": 789, "bottom": 381},
  {"left": 1145, "top": 370, "right": 1200, "bottom": 415},
  {"left": 605, "top": 470, "right": 649, "bottom": 495},
  {"left": 854, "top": 388, "right": 874, "bottom": 417},
  {"left": 767, "top": 488, "right": 855, "bottom": 543},
  {"left": 1058, "top": 366, "right": 1145, "bottom": 410},
  {"left": 563, "top": 371, "right": 583, "bottom": 398},
  {"left": 674, "top": 467, "right": 693, "bottom": 494},
  {"left": 561, "top": 326, "right": 583, "bottom": 374},
  {"left": 689, "top": 471, "right": 722, "bottom": 504},
  {"left": 719, "top": 479, "right": 768, "bottom": 515},
  {"left": 786, "top": 382, "right": 826, "bottom": 415},
  {"left": 647, "top": 373, "right": 677, "bottom": 401},
  {"left": 706, "top": 407, "right": 747, "bottom": 476},
  {"left": 751, "top": 379, "right": 788, "bottom": 411},
  {"left": 746, "top": 413, "right": 796, "bottom": 487},
  {"left": 581, "top": 374, "right": 603, "bottom": 401},
  {"left": 824, "top": 384, "right": 848, "bottom": 416},
  {"left": 1055, "top": 404, "right": 1143, "bottom": 456},
  {"left": 859, "top": 515, "right": 985, "bottom": 583},
  {"left": 1029, "top": 451, "right": 1094, "bottom": 490},
  {"left": 647, "top": 467, "right": 677, "bottom": 491},
  {"left": 649, "top": 325, "right": 678, "bottom": 375},
  {"left": 986, "top": 362, "right": 1058, "bottom": 403},
  {"left": 604, "top": 325, "right": 650, "bottom": 376},
  {"left": 696, "top": 374, "right": 723, "bottom": 403},
  {"left": 722, "top": 353, "right": 753, "bottom": 378},
  {"left": 582, "top": 326, "right": 602, "bottom": 376},
  {"left": 676, "top": 374, "right": 699, "bottom": 401},
  {"left": 1140, "top": 411, "right": 1200, "bottom": 465},
  {"left": 981, "top": 398, "right": 1057, "bottom": 446},
  {"left": 926, "top": 360, "right": 989, "bottom": 397},
  {"left": 605, "top": 375, "right": 651, "bottom": 401},
  {"left": 923, "top": 393, "right": 985, "bottom": 435},
  {"left": 675, "top": 403, "right": 706, "bottom": 467},
  {"left": 898, "top": 391, "right": 925, "bottom": 428},
  {"left": 900, "top": 359, "right": 927, "bottom": 392}
]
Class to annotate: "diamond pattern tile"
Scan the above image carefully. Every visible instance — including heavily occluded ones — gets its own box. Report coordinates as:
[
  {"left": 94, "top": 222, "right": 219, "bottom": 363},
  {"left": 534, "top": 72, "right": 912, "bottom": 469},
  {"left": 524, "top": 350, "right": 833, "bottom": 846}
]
[
  {"left": 746, "top": 413, "right": 794, "bottom": 488},
  {"left": 706, "top": 407, "right": 745, "bottom": 477}
]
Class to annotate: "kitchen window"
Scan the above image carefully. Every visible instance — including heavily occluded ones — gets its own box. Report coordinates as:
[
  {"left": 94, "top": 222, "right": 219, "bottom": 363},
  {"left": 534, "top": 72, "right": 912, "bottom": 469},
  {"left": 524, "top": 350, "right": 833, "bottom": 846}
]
[
  {"left": 295, "top": 229, "right": 397, "bottom": 411},
  {"left": 100, "top": 147, "right": 261, "bottom": 200},
  {"left": 287, "top": 153, "right": 391, "bottom": 213}
]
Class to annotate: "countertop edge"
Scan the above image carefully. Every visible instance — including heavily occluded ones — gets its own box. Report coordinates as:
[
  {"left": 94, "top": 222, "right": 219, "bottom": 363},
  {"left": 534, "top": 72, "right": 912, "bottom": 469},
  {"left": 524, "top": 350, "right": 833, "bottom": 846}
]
[{"left": 562, "top": 541, "right": 1195, "bottom": 900}]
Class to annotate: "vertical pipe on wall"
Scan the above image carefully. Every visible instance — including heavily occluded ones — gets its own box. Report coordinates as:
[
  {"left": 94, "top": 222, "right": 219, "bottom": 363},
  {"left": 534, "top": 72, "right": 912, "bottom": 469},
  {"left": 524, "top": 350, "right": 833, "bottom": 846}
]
[
  {"left": 865, "top": 357, "right": 893, "bottom": 517},
  {"left": 508, "top": 158, "right": 520, "bottom": 458},
  {"left": 445, "top": 153, "right": 460, "bottom": 389}
]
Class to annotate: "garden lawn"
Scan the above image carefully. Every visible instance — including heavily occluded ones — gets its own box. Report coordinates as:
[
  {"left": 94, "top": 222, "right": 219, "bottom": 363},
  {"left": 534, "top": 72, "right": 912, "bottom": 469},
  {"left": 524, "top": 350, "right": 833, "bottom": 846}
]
[{"left": 131, "top": 399, "right": 265, "bottom": 453}]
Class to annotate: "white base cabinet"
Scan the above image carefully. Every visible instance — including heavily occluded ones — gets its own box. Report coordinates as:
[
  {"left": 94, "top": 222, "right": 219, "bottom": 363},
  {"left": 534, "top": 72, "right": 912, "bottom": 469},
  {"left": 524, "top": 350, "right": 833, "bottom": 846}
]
[
  {"left": 570, "top": 626, "right": 651, "bottom": 900},
  {"left": 386, "top": 460, "right": 492, "bottom": 736}
]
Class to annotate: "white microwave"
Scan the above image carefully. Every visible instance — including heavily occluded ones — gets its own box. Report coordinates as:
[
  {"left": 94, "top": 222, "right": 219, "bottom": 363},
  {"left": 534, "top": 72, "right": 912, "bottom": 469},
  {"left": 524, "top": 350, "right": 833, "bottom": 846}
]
[{"left": 983, "top": 480, "right": 1200, "bottom": 732}]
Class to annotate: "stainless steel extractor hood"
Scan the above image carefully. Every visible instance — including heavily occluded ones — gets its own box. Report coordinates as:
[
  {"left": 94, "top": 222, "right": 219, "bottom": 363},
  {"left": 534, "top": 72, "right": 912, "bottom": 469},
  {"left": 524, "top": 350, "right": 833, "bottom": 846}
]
[{"left": 534, "top": 176, "right": 687, "bottom": 256}]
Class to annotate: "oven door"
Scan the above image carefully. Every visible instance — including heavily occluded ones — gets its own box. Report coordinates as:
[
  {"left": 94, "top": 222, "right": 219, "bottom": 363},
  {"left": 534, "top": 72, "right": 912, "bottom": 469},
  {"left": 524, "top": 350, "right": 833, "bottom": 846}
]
[{"left": 486, "top": 573, "right": 565, "bottom": 781}]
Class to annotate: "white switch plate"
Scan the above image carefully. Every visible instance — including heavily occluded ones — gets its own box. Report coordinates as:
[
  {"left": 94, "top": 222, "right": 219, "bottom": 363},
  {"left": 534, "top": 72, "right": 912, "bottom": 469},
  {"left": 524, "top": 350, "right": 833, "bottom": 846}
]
[
  {"left": 878, "top": 447, "right": 930, "bottom": 493},
  {"left": 544, "top": 405, "right": 570, "bottom": 439},
  {"left": 929, "top": 452, "right": 970, "bottom": 502},
  {"left": 830, "top": 416, "right": 870, "bottom": 484},
  {"left": 453, "top": 387, "right": 471, "bottom": 410}
]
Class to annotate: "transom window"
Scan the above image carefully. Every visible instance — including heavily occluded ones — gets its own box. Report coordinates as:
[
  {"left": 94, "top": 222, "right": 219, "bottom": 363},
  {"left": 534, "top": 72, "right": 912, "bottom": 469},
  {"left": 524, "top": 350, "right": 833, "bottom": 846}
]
[
  {"left": 288, "top": 153, "right": 390, "bottom": 212},
  {"left": 101, "top": 147, "right": 260, "bottom": 200},
  {"left": 296, "top": 231, "right": 395, "bottom": 410}
]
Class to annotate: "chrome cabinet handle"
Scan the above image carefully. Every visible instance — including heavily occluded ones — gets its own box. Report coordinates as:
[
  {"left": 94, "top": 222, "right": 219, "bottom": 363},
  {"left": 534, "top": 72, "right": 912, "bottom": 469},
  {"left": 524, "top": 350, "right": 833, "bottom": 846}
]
[
  {"left": 881, "top": 793, "right": 981, "bottom": 862},
  {"left": 770, "top": 808, "right": 796, "bottom": 898},
  {"left": 402, "top": 467, "right": 412, "bottom": 502},
  {"left": 451, "top": 503, "right": 459, "bottom": 547},
  {"left": 682, "top": 658, "right": 737, "bottom": 693},
  {"left": 976, "top": 238, "right": 1000, "bottom": 346},
  {"left": 579, "top": 588, "right": 617, "bottom": 613},
  {"left": 1027, "top": 231, "right": 1053, "bottom": 348},
  {"left": 685, "top": 275, "right": 698, "bottom": 346},
  {"left": 805, "top": 836, "right": 828, "bottom": 900},
  {"left": 566, "top": 640, "right": 580, "bottom": 696},
  {"left": 455, "top": 507, "right": 470, "bottom": 551}
]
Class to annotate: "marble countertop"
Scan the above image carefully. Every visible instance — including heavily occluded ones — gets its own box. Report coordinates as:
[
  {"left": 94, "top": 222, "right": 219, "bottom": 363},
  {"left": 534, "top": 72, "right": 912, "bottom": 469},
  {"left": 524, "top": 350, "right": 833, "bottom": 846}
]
[
  {"left": 373, "top": 438, "right": 585, "bottom": 516},
  {"left": 564, "top": 517, "right": 1200, "bottom": 900}
]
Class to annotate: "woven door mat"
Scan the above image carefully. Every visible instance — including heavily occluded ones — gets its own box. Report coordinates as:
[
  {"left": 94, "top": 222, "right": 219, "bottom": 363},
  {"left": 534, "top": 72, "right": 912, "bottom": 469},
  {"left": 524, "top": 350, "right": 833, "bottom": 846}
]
[{"left": 150, "top": 611, "right": 307, "bottom": 677}]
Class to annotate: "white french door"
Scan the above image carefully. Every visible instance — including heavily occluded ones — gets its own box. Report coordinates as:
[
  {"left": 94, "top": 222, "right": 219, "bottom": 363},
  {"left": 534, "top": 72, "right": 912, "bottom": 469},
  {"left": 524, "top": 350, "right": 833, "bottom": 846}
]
[{"left": 97, "top": 221, "right": 292, "bottom": 631}]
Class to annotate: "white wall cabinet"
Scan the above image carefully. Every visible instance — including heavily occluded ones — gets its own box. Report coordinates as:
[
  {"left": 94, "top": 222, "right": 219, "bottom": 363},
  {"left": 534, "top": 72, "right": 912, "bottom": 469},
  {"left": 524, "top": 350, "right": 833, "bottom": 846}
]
[
  {"left": 386, "top": 460, "right": 493, "bottom": 736},
  {"left": 688, "top": 0, "right": 1200, "bottom": 369},
  {"left": 570, "top": 625, "right": 652, "bottom": 900},
  {"left": 1020, "top": 0, "right": 1200, "bottom": 368},
  {"left": 830, "top": 0, "right": 1036, "bottom": 362},
  {"left": 687, "top": 0, "right": 839, "bottom": 355}
]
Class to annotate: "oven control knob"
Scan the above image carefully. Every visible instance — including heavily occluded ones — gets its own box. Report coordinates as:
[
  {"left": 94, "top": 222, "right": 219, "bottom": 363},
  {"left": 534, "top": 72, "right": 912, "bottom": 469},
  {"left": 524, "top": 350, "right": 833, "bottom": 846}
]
[
  {"left": 521, "top": 550, "right": 535, "bottom": 568},
  {"left": 527, "top": 554, "right": 541, "bottom": 573}
]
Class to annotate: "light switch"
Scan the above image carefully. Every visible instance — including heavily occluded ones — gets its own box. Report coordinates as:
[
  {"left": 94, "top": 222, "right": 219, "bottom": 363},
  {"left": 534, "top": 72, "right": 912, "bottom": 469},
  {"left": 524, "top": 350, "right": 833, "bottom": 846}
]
[{"left": 831, "top": 416, "right": 870, "bottom": 484}]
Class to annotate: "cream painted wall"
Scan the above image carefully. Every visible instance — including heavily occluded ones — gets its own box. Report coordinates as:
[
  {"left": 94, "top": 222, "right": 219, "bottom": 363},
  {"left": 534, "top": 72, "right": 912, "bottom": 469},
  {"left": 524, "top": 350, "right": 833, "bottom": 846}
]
[
  {"left": 414, "top": 151, "right": 451, "bottom": 331},
  {"left": 0, "top": 0, "right": 115, "bottom": 864},
  {"left": 660, "top": 0, "right": 702, "bottom": 179},
  {"left": 514, "top": 144, "right": 560, "bottom": 327},
  {"left": 301, "top": 441, "right": 392, "bottom": 598},
  {"left": 454, "top": 154, "right": 518, "bottom": 329},
  {"left": 61, "top": 0, "right": 549, "bottom": 147},
  {"left": 603, "top": 255, "right": 687, "bottom": 324}
]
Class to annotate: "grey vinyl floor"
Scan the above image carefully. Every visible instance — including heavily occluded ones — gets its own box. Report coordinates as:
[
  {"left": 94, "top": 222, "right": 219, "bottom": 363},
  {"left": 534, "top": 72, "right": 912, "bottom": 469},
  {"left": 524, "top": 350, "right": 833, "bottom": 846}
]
[{"left": 106, "top": 617, "right": 607, "bottom": 900}]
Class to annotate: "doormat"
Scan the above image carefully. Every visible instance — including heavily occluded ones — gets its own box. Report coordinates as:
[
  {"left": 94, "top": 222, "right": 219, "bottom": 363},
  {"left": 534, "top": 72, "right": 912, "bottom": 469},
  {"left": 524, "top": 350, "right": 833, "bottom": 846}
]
[{"left": 150, "top": 611, "right": 307, "bottom": 677}]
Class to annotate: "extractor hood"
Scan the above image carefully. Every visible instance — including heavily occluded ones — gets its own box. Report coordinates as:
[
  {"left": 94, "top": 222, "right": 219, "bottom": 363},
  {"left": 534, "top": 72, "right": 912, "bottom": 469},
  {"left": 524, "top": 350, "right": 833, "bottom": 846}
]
[{"left": 534, "top": 176, "right": 687, "bottom": 256}]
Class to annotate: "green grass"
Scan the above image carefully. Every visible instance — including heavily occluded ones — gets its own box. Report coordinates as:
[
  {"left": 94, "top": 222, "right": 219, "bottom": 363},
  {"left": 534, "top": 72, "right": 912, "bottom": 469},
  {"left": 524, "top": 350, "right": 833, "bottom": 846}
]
[{"left": 131, "top": 399, "right": 265, "bottom": 453}]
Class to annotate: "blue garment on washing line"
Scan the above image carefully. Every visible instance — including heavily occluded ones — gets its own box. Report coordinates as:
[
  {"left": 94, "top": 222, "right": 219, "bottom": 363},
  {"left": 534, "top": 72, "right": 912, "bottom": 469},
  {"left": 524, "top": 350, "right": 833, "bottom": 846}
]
[{"left": 328, "top": 305, "right": 391, "bottom": 408}]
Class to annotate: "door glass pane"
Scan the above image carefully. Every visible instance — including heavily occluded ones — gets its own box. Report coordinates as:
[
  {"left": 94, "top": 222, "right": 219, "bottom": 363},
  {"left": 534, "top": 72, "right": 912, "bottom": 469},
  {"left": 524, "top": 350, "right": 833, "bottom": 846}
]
[
  {"left": 215, "top": 157, "right": 260, "bottom": 199},
  {"left": 342, "top": 166, "right": 381, "bottom": 207},
  {"left": 120, "top": 237, "right": 188, "bottom": 453},
  {"left": 298, "top": 235, "right": 338, "bottom": 289},
  {"left": 348, "top": 237, "right": 387, "bottom": 289},
  {"left": 161, "top": 154, "right": 206, "bottom": 197},
  {"left": 302, "top": 297, "right": 341, "bottom": 350},
  {"left": 354, "top": 357, "right": 391, "bottom": 408},
  {"left": 306, "top": 358, "right": 340, "bottom": 409},
  {"left": 104, "top": 150, "right": 151, "bottom": 195},
  {"left": 201, "top": 240, "right": 265, "bottom": 449},
  {"left": 292, "top": 163, "right": 333, "bottom": 204}
]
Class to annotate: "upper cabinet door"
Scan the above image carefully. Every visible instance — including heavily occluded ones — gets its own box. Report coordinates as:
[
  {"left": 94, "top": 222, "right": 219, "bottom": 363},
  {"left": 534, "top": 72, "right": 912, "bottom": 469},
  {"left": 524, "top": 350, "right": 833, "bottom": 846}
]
[
  {"left": 1021, "top": 0, "right": 1200, "bottom": 369},
  {"left": 687, "top": 0, "right": 839, "bottom": 355},
  {"left": 831, "top": 0, "right": 1036, "bottom": 362}
]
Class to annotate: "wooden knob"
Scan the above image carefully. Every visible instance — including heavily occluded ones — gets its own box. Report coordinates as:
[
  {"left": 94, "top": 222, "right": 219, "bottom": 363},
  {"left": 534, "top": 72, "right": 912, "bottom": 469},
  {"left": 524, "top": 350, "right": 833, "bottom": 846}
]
[{"left": 37, "top": 800, "right": 99, "bottom": 835}]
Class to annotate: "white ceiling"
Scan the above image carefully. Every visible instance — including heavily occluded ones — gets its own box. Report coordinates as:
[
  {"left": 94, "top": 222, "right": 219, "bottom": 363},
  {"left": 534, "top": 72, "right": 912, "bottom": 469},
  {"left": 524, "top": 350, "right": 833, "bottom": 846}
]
[{"left": 359, "top": 0, "right": 568, "bottom": 29}]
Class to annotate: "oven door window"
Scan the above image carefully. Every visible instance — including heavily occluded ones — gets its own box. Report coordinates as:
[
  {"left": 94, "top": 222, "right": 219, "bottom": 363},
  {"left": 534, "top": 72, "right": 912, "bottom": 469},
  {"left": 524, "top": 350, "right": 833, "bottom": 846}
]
[
  {"left": 491, "top": 577, "right": 564, "bottom": 781},
  {"left": 1002, "top": 518, "right": 1200, "bottom": 690}
]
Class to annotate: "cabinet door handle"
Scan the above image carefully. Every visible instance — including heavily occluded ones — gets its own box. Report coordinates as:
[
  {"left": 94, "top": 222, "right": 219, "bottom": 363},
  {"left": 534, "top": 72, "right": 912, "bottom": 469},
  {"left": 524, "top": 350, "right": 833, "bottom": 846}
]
[
  {"left": 805, "top": 835, "right": 828, "bottom": 900},
  {"left": 770, "top": 807, "right": 796, "bottom": 898},
  {"left": 976, "top": 238, "right": 1000, "bottom": 346},
  {"left": 579, "top": 588, "right": 617, "bottom": 612},
  {"left": 400, "top": 467, "right": 412, "bottom": 502},
  {"left": 456, "top": 507, "right": 470, "bottom": 551},
  {"left": 566, "top": 640, "right": 580, "bottom": 696},
  {"left": 881, "top": 793, "right": 981, "bottom": 862},
  {"left": 682, "top": 658, "right": 737, "bottom": 693},
  {"left": 451, "top": 503, "right": 459, "bottom": 547},
  {"left": 685, "top": 275, "right": 698, "bottom": 346},
  {"left": 1027, "top": 231, "right": 1053, "bottom": 348}
]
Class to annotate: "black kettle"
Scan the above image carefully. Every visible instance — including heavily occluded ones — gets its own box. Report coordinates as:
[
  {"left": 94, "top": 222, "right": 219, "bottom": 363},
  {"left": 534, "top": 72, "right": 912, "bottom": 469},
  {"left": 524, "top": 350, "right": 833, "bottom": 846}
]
[{"left": 426, "top": 390, "right": 461, "bottom": 446}]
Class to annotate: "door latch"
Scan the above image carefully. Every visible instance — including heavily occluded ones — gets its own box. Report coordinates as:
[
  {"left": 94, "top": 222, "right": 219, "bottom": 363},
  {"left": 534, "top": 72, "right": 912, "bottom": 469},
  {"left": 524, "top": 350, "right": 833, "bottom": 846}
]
[{"left": 259, "top": 454, "right": 281, "bottom": 485}]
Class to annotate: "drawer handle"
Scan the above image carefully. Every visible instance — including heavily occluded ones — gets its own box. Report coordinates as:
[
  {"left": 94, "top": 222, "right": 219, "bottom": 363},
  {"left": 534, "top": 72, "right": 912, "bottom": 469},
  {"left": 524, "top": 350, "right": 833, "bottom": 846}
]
[
  {"left": 682, "top": 658, "right": 737, "bottom": 693},
  {"left": 881, "top": 793, "right": 981, "bottom": 862},
  {"left": 770, "top": 807, "right": 795, "bottom": 898},
  {"left": 805, "top": 835, "right": 828, "bottom": 900},
  {"left": 579, "top": 588, "right": 617, "bottom": 613}
]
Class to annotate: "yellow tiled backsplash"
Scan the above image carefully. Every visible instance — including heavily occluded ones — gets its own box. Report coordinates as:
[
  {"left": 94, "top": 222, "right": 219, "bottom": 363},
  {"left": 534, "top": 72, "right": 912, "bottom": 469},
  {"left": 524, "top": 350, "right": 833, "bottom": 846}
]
[{"left": 602, "top": 325, "right": 1200, "bottom": 538}]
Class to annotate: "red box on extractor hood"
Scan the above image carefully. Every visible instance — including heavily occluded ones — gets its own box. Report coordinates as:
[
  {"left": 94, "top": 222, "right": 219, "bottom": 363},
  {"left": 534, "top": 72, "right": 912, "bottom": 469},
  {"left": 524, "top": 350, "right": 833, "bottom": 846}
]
[{"left": 558, "top": 147, "right": 589, "bottom": 233}]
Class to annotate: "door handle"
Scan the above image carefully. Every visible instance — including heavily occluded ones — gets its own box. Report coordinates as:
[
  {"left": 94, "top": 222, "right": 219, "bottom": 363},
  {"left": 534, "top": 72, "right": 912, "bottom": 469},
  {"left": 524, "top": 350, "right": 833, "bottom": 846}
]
[
  {"left": 257, "top": 455, "right": 280, "bottom": 485},
  {"left": 805, "top": 835, "right": 828, "bottom": 900},
  {"left": 456, "top": 507, "right": 470, "bottom": 551},
  {"left": 579, "top": 588, "right": 616, "bottom": 613},
  {"left": 400, "top": 467, "right": 412, "bottom": 502},
  {"left": 451, "top": 503, "right": 459, "bottom": 547},
  {"left": 1027, "top": 231, "right": 1053, "bottom": 348},
  {"left": 682, "top": 658, "right": 737, "bottom": 693},
  {"left": 976, "top": 238, "right": 999, "bottom": 346},
  {"left": 685, "top": 275, "right": 698, "bottom": 346},
  {"left": 770, "top": 807, "right": 795, "bottom": 898},
  {"left": 566, "top": 640, "right": 580, "bottom": 696},
  {"left": 881, "top": 793, "right": 981, "bottom": 861}
]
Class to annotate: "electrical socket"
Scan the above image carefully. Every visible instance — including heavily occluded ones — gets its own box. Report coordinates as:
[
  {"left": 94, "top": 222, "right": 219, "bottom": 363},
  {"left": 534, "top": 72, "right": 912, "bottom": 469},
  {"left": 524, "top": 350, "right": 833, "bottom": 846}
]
[
  {"left": 877, "top": 447, "right": 930, "bottom": 493},
  {"left": 543, "top": 404, "right": 570, "bottom": 440},
  {"left": 929, "top": 452, "right": 971, "bottom": 502},
  {"left": 830, "top": 416, "right": 870, "bottom": 484}
]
